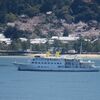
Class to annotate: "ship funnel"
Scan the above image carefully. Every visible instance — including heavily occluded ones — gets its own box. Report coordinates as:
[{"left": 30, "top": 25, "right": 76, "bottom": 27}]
[
  {"left": 46, "top": 51, "right": 51, "bottom": 57},
  {"left": 55, "top": 51, "right": 61, "bottom": 57}
]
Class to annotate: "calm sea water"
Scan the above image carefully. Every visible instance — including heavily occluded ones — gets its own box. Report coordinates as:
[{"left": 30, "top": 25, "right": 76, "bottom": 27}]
[{"left": 0, "top": 56, "right": 100, "bottom": 100}]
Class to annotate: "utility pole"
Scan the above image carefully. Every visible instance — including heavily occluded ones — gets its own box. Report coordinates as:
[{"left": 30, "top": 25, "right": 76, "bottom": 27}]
[
  {"left": 79, "top": 34, "right": 83, "bottom": 54},
  {"left": 80, "top": 41, "right": 82, "bottom": 54}
]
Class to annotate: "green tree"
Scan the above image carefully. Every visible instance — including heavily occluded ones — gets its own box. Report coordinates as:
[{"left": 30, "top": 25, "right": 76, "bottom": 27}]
[
  {"left": 4, "top": 27, "right": 20, "bottom": 39},
  {"left": 9, "top": 39, "right": 22, "bottom": 50},
  {"left": 25, "top": 5, "right": 40, "bottom": 17},
  {"left": 63, "top": 28, "right": 70, "bottom": 36},
  {"left": 5, "top": 13, "right": 17, "bottom": 22},
  {"left": 52, "top": 39, "right": 64, "bottom": 53},
  {"left": 0, "top": 42, "right": 9, "bottom": 50},
  {"left": 21, "top": 41, "right": 30, "bottom": 50},
  {"left": 93, "top": 40, "right": 100, "bottom": 52},
  {"left": 4, "top": 27, "right": 32, "bottom": 40}
]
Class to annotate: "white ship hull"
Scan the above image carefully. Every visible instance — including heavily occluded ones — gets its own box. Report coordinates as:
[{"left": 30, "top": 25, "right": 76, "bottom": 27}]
[{"left": 14, "top": 63, "right": 99, "bottom": 72}]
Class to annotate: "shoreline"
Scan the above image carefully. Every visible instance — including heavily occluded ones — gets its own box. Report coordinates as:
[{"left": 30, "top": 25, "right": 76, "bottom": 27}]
[
  {"left": 0, "top": 54, "right": 100, "bottom": 58},
  {"left": 25, "top": 53, "right": 100, "bottom": 58}
]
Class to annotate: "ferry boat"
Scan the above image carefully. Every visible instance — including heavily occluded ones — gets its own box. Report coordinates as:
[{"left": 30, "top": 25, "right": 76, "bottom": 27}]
[{"left": 14, "top": 55, "right": 99, "bottom": 72}]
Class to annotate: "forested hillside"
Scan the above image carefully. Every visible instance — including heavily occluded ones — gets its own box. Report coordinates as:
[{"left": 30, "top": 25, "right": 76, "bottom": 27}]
[
  {"left": 0, "top": 0, "right": 100, "bottom": 23},
  {"left": 0, "top": 0, "right": 100, "bottom": 53}
]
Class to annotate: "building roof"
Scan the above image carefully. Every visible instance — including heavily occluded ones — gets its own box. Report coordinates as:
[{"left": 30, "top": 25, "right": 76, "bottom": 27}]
[
  {"left": 30, "top": 38, "right": 47, "bottom": 44},
  {"left": 51, "top": 36, "right": 79, "bottom": 41},
  {"left": 0, "top": 34, "right": 11, "bottom": 44}
]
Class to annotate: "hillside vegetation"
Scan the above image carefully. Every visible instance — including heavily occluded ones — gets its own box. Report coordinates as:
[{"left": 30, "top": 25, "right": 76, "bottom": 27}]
[
  {"left": 0, "top": 0, "right": 100, "bottom": 23},
  {"left": 0, "top": 0, "right": 100, "bottom": 53}
]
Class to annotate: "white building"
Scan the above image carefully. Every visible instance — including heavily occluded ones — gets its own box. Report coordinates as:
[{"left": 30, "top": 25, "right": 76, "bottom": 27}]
[
  {"left": 51, "top": 36, "right": 79, "bottom": 43},
  {"left": 7, "top": 22, "right": 15, "bottom": 27},
  {"left": 0, "top": 34, "right": 11, "bottom": 45},
  {"left": 19, "top": 38, "right": 28, "bottom": 42},
  {"left": 30, "top": 38, "right": 47, "bottom": 44},
  {"left": 29, "top": 36, "right": 79, "bottom": 45},
  {"left": 46, "top": 11, "right": 52, "bottom": 15}
]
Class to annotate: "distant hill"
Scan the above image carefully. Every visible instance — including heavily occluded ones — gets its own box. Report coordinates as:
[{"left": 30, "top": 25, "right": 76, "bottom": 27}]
[{"left": 0, "top": 0, "right": 100, "bottom": 23}]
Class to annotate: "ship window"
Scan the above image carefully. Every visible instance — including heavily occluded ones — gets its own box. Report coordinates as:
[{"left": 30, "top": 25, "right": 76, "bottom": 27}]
[
  {"left": 47, "top": 59, "right": 49, "bottom": 61},
  {"left": 72, "top": 63, "right": 74, "bottom": 65},
  {"left": 67, "top": 62, "right": 70, "bottom": 64}
]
